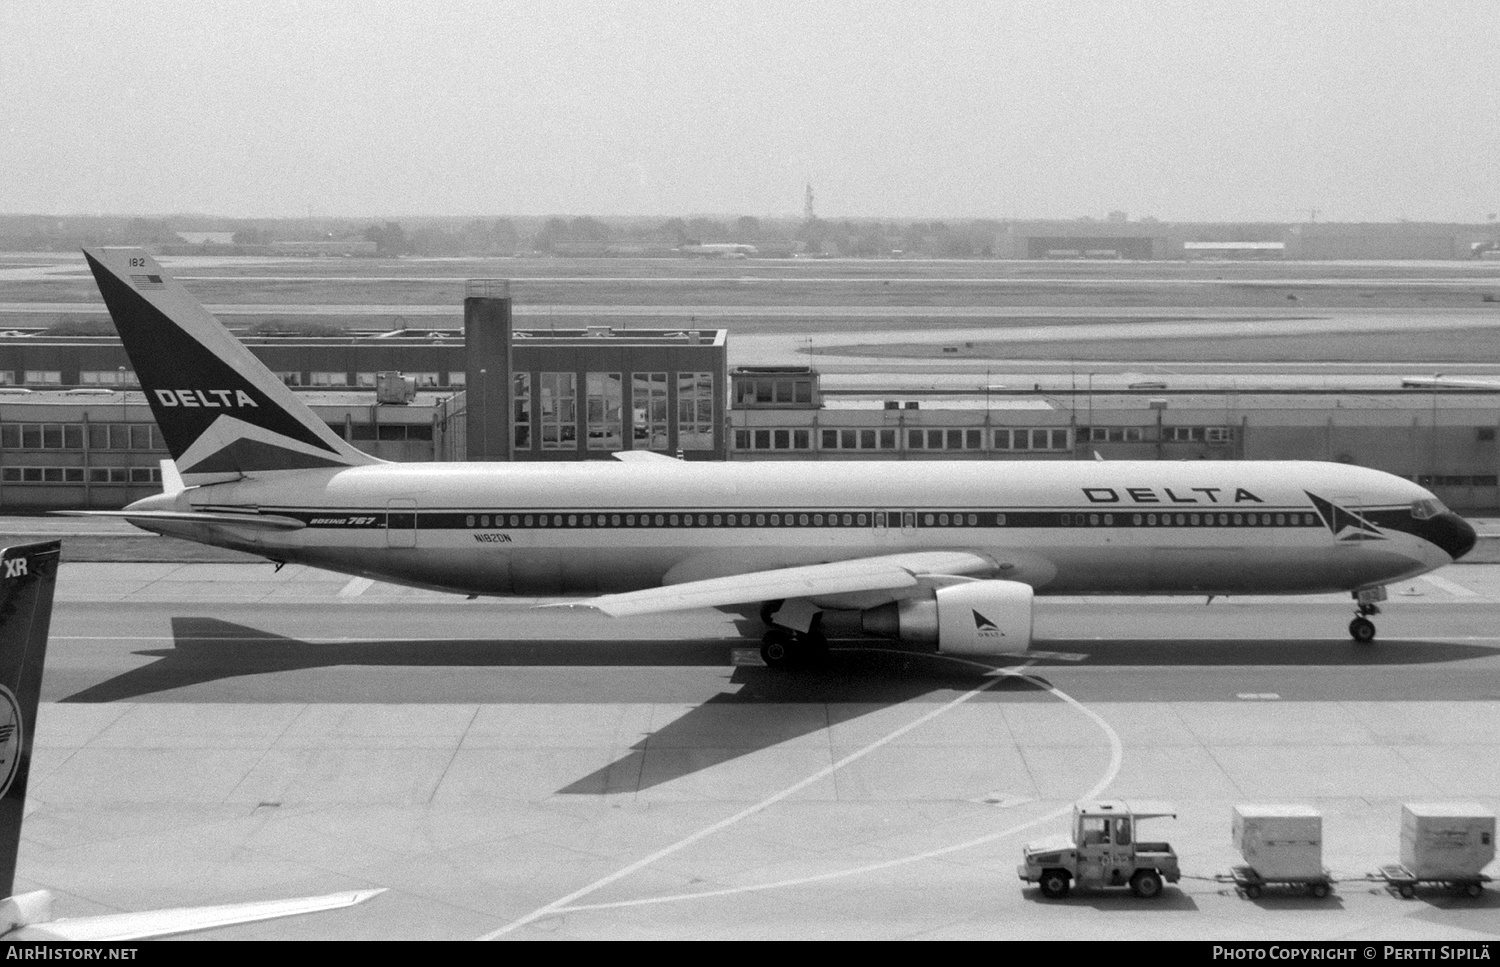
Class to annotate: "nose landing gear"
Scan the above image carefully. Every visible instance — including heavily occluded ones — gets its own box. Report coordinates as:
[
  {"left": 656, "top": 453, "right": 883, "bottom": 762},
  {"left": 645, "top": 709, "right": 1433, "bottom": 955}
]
[{"left": 1349, "top": 588, "right": 1385, "bottom": 643}]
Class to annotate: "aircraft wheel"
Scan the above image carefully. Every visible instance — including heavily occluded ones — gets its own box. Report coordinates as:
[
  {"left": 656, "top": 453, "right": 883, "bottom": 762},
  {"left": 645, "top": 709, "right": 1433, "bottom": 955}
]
[
  {"left": 760, "top": 629, "right": 794, "bottom": 668},
  {"left": 1244, "top": 884, "right": 1262, "bottom": 899},
  {"left": 1038, "top": 869, "right": 1071, "bottom": 899},
  {"left": 1399, "top": 883, "right": 1416, "bottom": 899},
  {"left": 1465, "top": 882, "right": 1483, "bottom": 898},
  {"left": 1349, "top": 617, "right": 1376, "bottom": 643},
  {"left": 1129, "top": 869, "right": 1163, "bottom": 899},
  {"left": 1310, "top": 881, "right": 1331, "bottom": 899}
]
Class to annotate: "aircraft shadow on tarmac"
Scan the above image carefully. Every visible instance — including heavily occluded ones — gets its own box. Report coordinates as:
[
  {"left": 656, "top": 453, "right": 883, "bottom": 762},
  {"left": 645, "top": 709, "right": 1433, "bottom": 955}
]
[
  {"left": 53, "top": 616, "right": 1499, "bottom": 793},
  {"left": 60, "top": 617, "right": 1493, "bottom": 707}
]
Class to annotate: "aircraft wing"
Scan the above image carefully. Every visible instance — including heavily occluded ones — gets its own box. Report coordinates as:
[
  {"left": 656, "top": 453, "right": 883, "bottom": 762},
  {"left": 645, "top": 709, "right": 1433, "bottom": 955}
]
[
  {"left": 570, "top": 550, "right": 996, "bottom": 617},
  {"left": 7, "top": 888, "right": 385, "bottom": 941}
]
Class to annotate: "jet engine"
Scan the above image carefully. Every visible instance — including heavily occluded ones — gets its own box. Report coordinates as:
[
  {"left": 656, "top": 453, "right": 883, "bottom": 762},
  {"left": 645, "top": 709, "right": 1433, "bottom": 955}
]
[{"left": 860, "top": 579, "right": 1034, "bottom": 656}]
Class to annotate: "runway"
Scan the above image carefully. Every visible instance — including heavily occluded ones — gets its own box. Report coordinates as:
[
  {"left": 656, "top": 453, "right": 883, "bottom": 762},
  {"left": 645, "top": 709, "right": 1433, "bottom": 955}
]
[{"left": 19, "top": 561, "right": 1500, "bottom": 940}]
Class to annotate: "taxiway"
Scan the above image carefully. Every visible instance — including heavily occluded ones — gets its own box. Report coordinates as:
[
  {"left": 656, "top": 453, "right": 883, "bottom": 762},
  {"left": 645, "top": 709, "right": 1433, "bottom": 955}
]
[{"left": 17, "top": 561, "right": 1500, "bottom": 940}]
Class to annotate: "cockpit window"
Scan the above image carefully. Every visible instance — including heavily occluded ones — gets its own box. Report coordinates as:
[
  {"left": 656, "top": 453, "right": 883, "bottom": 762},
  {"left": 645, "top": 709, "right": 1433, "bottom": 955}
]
[{"left": 1411, "top": 498, "right": 1446, "bottom": 520}]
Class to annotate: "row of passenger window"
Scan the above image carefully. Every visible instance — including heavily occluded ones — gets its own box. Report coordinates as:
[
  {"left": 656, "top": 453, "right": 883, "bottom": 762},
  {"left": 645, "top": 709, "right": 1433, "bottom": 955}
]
[
  {"left": 464, "top": 511, "right": 876, "bottom": 529},
  {"left": 1, "top": 466, "right": 164, "bottom": 485},
  {"left": 1061, "top": 512, "right": 1321, "bottom": 527},
  {"left": 735, "top": 427, "right": 1073, "bottom": 452},
  {"left": 450, "top": 510, "right": 1320, "bottom": 530}
]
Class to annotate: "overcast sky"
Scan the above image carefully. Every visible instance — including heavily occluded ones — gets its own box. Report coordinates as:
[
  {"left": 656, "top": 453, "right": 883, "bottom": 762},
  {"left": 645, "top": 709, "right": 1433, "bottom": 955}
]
[{"left": 3, "top": 1, "right": 1497, "bottom": 222}]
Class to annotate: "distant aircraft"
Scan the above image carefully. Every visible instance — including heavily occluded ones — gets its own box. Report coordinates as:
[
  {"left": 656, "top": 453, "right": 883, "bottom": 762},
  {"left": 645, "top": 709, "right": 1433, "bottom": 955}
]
[
  {"left": 0, "top": 540, "right": 383, "bottom": 940},
  {"left": 67, "top": 248, "right": 1476, "bottom": 664},
  {"left": 1400, "top": 374, "right": 1500, "bottom": 390},
  {"left": 675, "top": 242, "right": 758, "bottom": 258}
]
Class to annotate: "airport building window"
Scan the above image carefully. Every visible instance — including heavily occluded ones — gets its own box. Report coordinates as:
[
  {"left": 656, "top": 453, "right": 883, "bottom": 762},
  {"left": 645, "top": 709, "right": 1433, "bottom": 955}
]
[
  {"left": 356, "top": 373, "right": 379, "bottom": 388},
  {"left": 23, "top": 371, "right": 61, "bottom": 386},
  {"left": 84, "top": 423, "right": 164, "bottom": 451},
  {"left": 540, "top": 372, "right": 578, "bottom": 450},
  {"left": 586, "top": 372, "right": 623, "bottom": 451},
  {"left": 0, "top": 371, "right": 13, "bottom": 385},
  {"left": 1205, "top": 427, "right": 1234, "bottom": 443},
  {"left": 737, "top": 428, "right": 812, "bottom": 450},
  {"left": 80, "top": 370, "right": 138, "bottom": 387},
  {"left": 310, "top": 371, "right": 350, "bottom": 387},
  {"left": 1085, "top": 426, "right": 1145, "bottom": 443},
  {"left": 908, "top": 428, "right": 984, "bottom": 450},
  {"left": 277, "top": 372, "right": 303, "bottom": 387},
  {"left": 821, "top": 428, "right": 895, "bottom": 450},
  {"left": 678, "top": 372, "right": 715, "bottom": 450},
  {"left": 633, "top": 372, "right": 669, "bottom": 450},
  {"left": 410, "top": 372, "right": 440, "bottom": 387},
  {"left": 3, "top": 423, "right": 87, "bottom": 450},
  {"left": 447, "top": 371, "right": 467, "bottom": 388},
  {"left": 735, "top": 376, "right": 814, "bottom": 408},
  {"left": 3, "top": 465, "right": 159, "bottom": 485},
  {"left": 994, "top": 428, "right": 1070, "bottom": 451},
  {"left": 349, "top": 422, "right": 430, "bottom": 442},
  {"left": 513, "top": 373, "right": 532, "bottom": 450}
]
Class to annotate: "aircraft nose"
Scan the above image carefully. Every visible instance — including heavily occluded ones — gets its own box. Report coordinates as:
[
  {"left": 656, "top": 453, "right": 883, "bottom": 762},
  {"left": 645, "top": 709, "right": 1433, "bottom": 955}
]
[{"left": 1436, "top": 513, "right": 1478, "bottom": 560}]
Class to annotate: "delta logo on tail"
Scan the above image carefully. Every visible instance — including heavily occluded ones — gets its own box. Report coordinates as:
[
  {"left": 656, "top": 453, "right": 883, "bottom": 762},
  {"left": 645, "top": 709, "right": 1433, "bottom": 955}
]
[
  {"left": 1306, "top": 492, "right": 1385, "bottom": 541},
  {"left": 82, "top": 249, "right": 379, "bottom": 481},
  {"left": 973, "top": 610, "right": 1003, "bottom": 637}
]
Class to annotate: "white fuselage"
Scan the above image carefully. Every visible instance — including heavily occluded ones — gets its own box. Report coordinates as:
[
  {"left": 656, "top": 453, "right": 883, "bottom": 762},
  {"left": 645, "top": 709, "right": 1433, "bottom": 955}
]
[{"left": 129, "top": 459, "right": 1462, "bottom": 603}]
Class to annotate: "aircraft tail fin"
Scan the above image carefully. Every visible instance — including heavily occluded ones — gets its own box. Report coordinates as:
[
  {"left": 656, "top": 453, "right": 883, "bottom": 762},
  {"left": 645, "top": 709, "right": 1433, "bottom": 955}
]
[
  {"left": 82, "top": 248, "right": 382, "bottom": 486},
  {"left": 0, "top": 541, "right": 61, "bottom": 898}
]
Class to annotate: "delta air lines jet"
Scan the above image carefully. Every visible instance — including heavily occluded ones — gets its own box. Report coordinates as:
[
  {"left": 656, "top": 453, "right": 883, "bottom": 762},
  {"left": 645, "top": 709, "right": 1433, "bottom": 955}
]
[{"left": 70, "top": 248, "right": 1477, "bottom": 666}]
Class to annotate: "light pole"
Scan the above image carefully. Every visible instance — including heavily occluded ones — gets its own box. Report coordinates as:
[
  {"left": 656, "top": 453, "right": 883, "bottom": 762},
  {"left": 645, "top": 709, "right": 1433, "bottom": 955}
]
[{"left": 478, "top": 368, "right": 487, "bottom": 461}]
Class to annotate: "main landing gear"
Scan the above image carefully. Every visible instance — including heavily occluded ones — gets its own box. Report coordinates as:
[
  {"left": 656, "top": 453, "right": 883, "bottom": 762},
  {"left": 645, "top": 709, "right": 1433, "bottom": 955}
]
[
  {"left": 760, "top": 625, "right": 829, "bottom": 668},
  {"left": 759, "top": 602, "right": 828, "bottom": 669}
]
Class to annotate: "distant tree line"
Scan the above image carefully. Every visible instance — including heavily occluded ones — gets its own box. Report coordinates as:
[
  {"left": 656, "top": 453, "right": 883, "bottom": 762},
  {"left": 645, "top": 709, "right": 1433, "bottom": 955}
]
[{"left": 0, "top": 212, "right": 1004, "bottom": 259}]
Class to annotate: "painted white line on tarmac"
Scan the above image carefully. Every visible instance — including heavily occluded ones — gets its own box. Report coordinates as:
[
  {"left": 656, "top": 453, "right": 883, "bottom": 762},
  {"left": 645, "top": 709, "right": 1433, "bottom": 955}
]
[
  {"left": 1420, "top": 573, "right": 1479, "bottom": 597},
  {"left": 337, "top": 577, "right": 375, "bottom": 597},
  {"left": 480, "top": 656, "right": 1125, "bottom": 937}
]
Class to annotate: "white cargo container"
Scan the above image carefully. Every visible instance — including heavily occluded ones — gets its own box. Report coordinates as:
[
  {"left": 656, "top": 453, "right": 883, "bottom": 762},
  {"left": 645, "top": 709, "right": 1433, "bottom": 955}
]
[
  {"left": 1233, "top": 805, "right": 1323, "bottom": 880},
  {"left": 1401, "top": 804, "right": 1496, "bottom": 880}
]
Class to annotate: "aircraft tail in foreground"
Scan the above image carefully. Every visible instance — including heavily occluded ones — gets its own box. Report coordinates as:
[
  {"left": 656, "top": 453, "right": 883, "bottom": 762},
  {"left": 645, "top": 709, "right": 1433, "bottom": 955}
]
[
  {"left": 0, "top": 541, "right": 384, "bottom": 940},
  {"left": 0, "top": 541, "right": 60, "bottom": 899}
]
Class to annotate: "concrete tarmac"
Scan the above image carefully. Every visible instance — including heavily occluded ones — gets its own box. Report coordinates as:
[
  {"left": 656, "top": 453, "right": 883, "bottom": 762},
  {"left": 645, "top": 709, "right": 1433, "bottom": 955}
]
[{"left": 16, "top": 560, "right": 1500, "bottom": 940}]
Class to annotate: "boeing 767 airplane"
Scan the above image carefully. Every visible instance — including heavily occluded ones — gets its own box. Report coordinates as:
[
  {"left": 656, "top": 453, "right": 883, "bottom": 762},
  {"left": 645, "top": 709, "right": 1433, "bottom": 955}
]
[{"left": 69, "top": 248, "right": 1476, "bottom": 666}]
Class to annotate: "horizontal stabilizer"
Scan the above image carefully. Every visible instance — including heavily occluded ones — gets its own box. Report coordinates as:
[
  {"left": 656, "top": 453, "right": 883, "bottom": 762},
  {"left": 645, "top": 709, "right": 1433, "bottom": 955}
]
[
  {"left": 611, "top": 451, "right": 685, "bottom": 466},
  {"left": 53, "top": 510, "right": 306, "bottom": 530}
]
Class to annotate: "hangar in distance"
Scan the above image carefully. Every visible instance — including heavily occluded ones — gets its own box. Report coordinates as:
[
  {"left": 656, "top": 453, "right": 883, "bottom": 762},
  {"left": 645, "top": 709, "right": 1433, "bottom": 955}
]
[{"left": 68, "top": 248, "right": 1477, "bottom": 665}]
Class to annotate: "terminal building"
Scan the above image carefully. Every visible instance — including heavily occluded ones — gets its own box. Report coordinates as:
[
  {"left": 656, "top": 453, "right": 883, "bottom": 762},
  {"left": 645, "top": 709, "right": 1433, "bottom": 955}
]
[{"left": 1, "top": 282, "right": 1497, "bottom": 513}]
